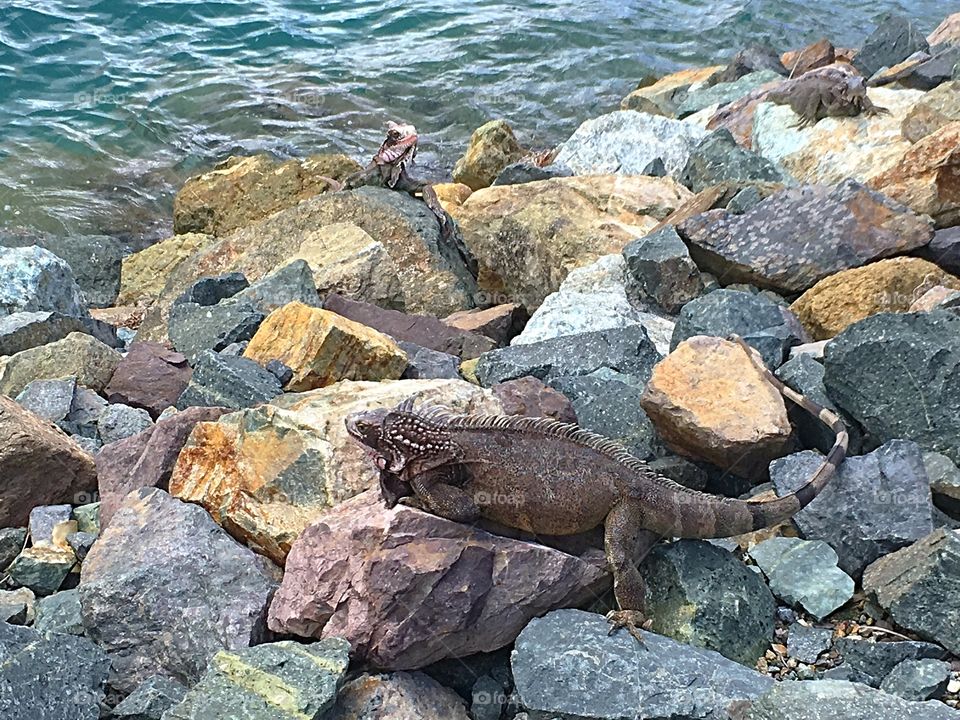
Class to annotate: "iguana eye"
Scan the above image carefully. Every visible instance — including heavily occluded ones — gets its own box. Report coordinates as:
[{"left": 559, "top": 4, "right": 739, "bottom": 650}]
[{"left": 375, "top": 456, "right": 388, "bottom": 470}]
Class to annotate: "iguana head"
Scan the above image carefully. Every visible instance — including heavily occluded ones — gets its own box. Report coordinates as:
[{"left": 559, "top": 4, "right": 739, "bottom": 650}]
[{"left": 374, "top": 121, "right": 419, "bottom": 168}]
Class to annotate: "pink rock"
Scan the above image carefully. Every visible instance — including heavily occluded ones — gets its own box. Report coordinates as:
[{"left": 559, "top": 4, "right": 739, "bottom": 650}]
[
  {"left": 492, "top": 376, "right": 577, "bottom": 423},
  {"left": 268, "top": 492, "right": 609, "bottom": 669},
  {"left": 104, "top": 342, "right": 192, "bottom": 418}
]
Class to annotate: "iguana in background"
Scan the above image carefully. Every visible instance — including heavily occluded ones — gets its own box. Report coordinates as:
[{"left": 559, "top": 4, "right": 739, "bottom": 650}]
[
  {"left": 346, "top": 336, "right": 848, "bottom": 641},
  {"left": 765, "top": 65, "right": 888, "bottom": 127}
]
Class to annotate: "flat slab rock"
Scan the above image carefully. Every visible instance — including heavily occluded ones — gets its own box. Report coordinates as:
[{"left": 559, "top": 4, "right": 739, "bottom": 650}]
[
  {"left": 268, "top": 492, "right": 609, "bottom": 670},
  {"left": 78, "top": 488, "right": 280, "bottom": 693},
  {"left": 511, "top": 608, "right": 773, "bottom": 720},
  {"left": 676, "top": 179, "right": 933, "bottom": 294}
]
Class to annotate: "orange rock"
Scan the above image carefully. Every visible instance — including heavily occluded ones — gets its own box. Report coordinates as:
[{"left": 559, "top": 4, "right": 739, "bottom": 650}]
[
  {"left": 780, "top": 39, "right": 835, "bottom": 77},
  {"left": 640, "top": 336, "right": 792, "bottom": 477},
  {"left": 242, "top": 301, "right": 407, "bottom": 391},
  {"left": 791, "top": 257, "right": 960, "bottom": 340},
  {"left": 432, "top": 182, "right": 473, "bottom": 214},
  {"left": 621, "top": 66, "right": 723, "bottom": 114}
]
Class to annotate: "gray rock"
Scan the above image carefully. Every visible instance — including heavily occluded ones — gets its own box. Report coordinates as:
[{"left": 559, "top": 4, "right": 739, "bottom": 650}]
[
  {"left": 551, "top": 368, "right": 658, "bottom": 459},
  {"left": 60, "top": 386, "right": 108, "bottom": 438},
  {"left": 73, "top": 502, "right": 100, "bottom": 534},
  {"left": 671, "top": 288, "right": 807, "bottom": 369},
  {"left": 678, "top": 71, "right": 783, "bottom": 118},
  {"left": 6, "top": 547, "right": 76, "bottom": 596},
  {"left": 28, "top": 504, "right": 73, "bottom": 547},
  {"left": 925, "top": 451, "right": 960, "bottom": 517},
  {"left": 771, "top": 440, "right": 936, "bottom": 577},
  {"left": 749, "top": 537, "right": 855, "bottom": 620},
  {"left": 901, "top": 45, "right": 960, "bottom": 90},
  {"left": 33, "top": 588, "right": 85, "bottom": 635},
  {"left": 0, "top": 622, "right": 110, "bottom": 720},
  {"left": 647, "top": 455, "right": 710, "bottom": 491},
  {"left": 264, "top": 358, "right": 294, "bottom": 385},
  {"left": 554, "top": 110, "right": 708, "bottom": 177},
  {"left": 677, "top": 180, "right": 934, "bottom": 294},
  {"left": 824, "top": 311, "right": 960, "bottom": 464},
  {"left": 727, "top": 185, "right": 766, "bottom": 214},
  {"left": 862, "top": 528, "right": 960, "bottom": 655},
  {"left": 165, "top": 638, "right": 350, "bottom": 720},
  {"left": 15, "top": 376, "right": 77, "bottom": 423},
  {"left": 881, "top": 658, "right": 952, "bottom": 701},
  {"left": 398, "top": 341, "right": 461, "bottom": 380},
  {"left": 834, "top": 637, "right": 948, "bottom": 687},
  {"left": 920, "top": 226, "right": 960, "bottom": 275},
  {"left": 776, "top": 354, "right": 862, "bottom": 455},
  {"left": 787, "top": 625, "right": 834, "bottom": 663},
  {"left": 640, "top": 540, "right": 776, "bottom": 664},
  {"left": 0, "top": 527, "right": 27, "bottom": 570},
  {"left": 0, "top": 311, "right": 118, "bottom": 355},
  {"left": 174, "top": 271, "right": 248, "bottom": 307},
  {"left": 234, "top": 259, "right": 320, "bottom": 314},
  {"left": 176, "top": 350, "right": 283, "bottom": 411},
  {"left": 0, "top": 596, "right": 28, "bottom": 624},
  {"left": 679, "top": 127, "right": 791, "bottom": 192},
  {"left": 78, "top": 488, "right": 280, "bottom": 693},
  {"left": 642, "top": 156, "right": 667, "bottom": 176},
  {"left": 744, "top": 679, "right": 959, "bottom": 720},
  {"left": 853, "top": 13, "right": 930, "bottom": 78},
  {"left": 476, "top": 323, "right": 662, "bottom": 388},
  {"left": 471, "top": 674, "right": 507, "bottom": 720},
  {"left": 66, "top": 531, "right": 97, "bottom": 561},
  {"left": 0, "top": 245, "right": 89, "bottom": 318},
  {"left": 712, "top": 44, "right": 788, "bottom": 84},
  {"left": 112, "top": 675, "right": 188, "bottom": 720},
  {"left": 493, "top": 161, "right": 573, "bottom": 185},
  {"left": 97, "top": 403, "right": 154, "bottom": 445},
  {"left": 168, "top": 299, "right": 265, "bottom": 364},
  {"left": 511, "top": 608, "right": 773, "bottom": 720},
  {"left": 622, "top": 225, "right": 703, "bottom": 313},
  {"left": 218, "top": 341, "right": 247, "bottom": 356}
]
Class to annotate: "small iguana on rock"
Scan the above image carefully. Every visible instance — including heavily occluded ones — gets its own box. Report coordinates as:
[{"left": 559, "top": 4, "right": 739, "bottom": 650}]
[
  {"left": 764, "top": 65, "right": 888, "bottom": 128},
  {"left": 346, "top": 336, "right": 848, "bottom": 641}
]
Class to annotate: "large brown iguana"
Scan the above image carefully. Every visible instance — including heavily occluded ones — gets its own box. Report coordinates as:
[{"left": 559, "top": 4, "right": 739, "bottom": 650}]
[{"left": 345, "top": 336, "right": 848, "bottom": 641}]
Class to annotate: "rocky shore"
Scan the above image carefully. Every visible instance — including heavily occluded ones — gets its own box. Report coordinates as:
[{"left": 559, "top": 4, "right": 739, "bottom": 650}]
[{"left": 1, "top": 10, "right": 960, "bottom": 720}]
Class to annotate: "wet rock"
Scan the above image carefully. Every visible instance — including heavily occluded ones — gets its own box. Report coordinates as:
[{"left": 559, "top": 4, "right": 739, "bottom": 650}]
[
  {"left": 15, "top": 376, "right": 76, "bottom": 424},
  {"left": 863, "top": 528, "right": 960, "bottom": 654},
  {"left": 641, "top": 336, "right": 791, "bottom": 477},
  {"left": 170, "top": 379, "right": 502, "bottom": 565},
  {"left": 268, "top": 493, "right": 608, "bottom": 668},
  {"left": 173, "top": 153, "right": 360, "bottom": 236},
  {"left": 0, "top": 527, "right": 27, "bottom": 570},
  {"left": 167, "top": 298, "right": 264, "bottom": 364},
  {"left": 834, "top": 637, "right": 948, "bottom": 687},
  {"left": 0, "top": 623, "right": 110, "bottom": 720},
  {"left": 0, "top": 395, "right": 97, "bottom": 527},
  {"left": 791, "top": 257, "right": 960, "bottom": 340},
  {"left": 853, "top": 13, "right": 930, "bottom": 78},
  {"left": 771, "top": 440, "right": 936, "bottom": 577},
  {"left": 491, "top": 376, "right": 577, "bottom": 423},
  {"left": 679, "top": 128, "right": 789, "bottom": 194},
  {"left": 34, "top": 588, "right": 84, "bottom": 635},
  {"left": 176, "top": 351, "right": 282, "bottom": 410},
  {"left": 328, "top": 671, "right": 471, "bottom": 720},
  {"left": 112, "top": 675, "right": 188, "bottom": 720},
  {"left": 0, "top": 331, "right": 122, "bottom": 397},
  {"left": 104, "top": 342, "right": 192, "bottom": 418},
  {"left": 671, "top": 288, "right": 806, "bottom": 369},
  {"left": 493, "top": 160, "right": 572, "bottom": 185},
  {"left": 97, "top": 403, "right": 154, "bottom": 445},
  {"left": 453, "top": 174, "right": 691, "bottom": 311},
  {"left": 476, "top": 323, "right": 661, "bottom": 389},
  {"left": 823, "top": 311, "right": 960, "bottom": 463},
  {"left": 868, "top": 121, "right": 960, "bottom": 228},
  {"left": 242, "top": 301, "right": 407, "bottom": 391},
  {"left": 96, "top": 406, "right": 229, "bottom": 528},
  {"left": 881, "top": 658, "right": 952, "bottom": 701},
  {"left": 323, "top": 293, "right": 495, "bottom": 359},
  {"left": 117, "top": 233, "right": 215, "bottom": 307},
  {"left": 512, "top": 608, "right": 773, "bottom": 719},
  {"left": 744, "top": 679, "right": 958, "bottom": 720},
  {"left": 7, "top": 546, "right": 76, "bottom": 596},
  {"left": 234, "top": 259, "right": 320, "bottom": 313},
  {"left": 749, "top": 536, "right": 854, "bottom": 620},
  {"left": 0, "top": 310, "right": 118, "bottom": 356},
  {"left": 677, "top": 180, "right": 934, "bottom": 294},
  {"left": 444, "top": 303, "right": 527, "bottom": 346},
  {"left": 0, "top": 245, "right": 89, "bottom": 318},
  {"left": 622, "top": 225, "right": 703, "bottom": 313},
  {"left": 641, "top": 540, "right": 776, "bottom": 664},
  {"left": 173, "top": 271, "right": 248, "bottom": 306},
  {"left": 398, "top": 342, "right": 460, "bottom": 380},
  {"left": 554, "top": 110, "right": 708, "bottom": 177},
  {"left": 787, "top": 625, "right": 834, "bottom": 663},
  {"left": 165, "top": 638, "right": 350, "bottom": 720},
  {"left": 28, "top": 504, "right": 72, "bottom": 547},
  {"left": 453, "top": 120, "right": 525, "bottom": 190},
  {"left": 79, "top": 488, "right": 280, "bottom": 693}
]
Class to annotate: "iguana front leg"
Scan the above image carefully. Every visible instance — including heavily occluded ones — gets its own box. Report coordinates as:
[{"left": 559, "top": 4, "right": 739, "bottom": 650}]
[
  {"left": 400, "top": 464, "right": 481, "bottom": 523},
  {"left": 603, "top": 501, "right": 661, "bottom": 644}
]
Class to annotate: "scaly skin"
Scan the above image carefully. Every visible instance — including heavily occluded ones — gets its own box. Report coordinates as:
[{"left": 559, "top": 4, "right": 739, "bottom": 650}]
[
  {"left": 346, "top": 336, "right": 848, "bottom": 641},
  {"left": 765, "top": 66, "right": 888, "bottom": 128}
]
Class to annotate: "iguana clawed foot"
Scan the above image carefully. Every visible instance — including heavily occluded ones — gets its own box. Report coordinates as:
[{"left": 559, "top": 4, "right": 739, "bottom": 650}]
[{"left": 605, "top": 609, "right": 650, "bottom": 645}]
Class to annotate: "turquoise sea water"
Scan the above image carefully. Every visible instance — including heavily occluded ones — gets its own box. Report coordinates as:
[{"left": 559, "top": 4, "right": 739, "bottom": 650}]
[{"left": 0, "top": 0, "right": 952, "bottom": 242}]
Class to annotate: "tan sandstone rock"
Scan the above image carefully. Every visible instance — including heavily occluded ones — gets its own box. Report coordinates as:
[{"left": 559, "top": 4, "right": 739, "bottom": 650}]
[
  {"left": 640, "top": 336, "right": 792, "bottom": 477},
  {"left": 0, "top": 332, "right": 122, "bottom": 397},
  {"left": 432, "top": 182, "right": 473, "bottom": 214},
  {"left": 118, "top": 233, "right": 214, "bottom": 307},
  {"left": 452, "top": 175, "right": 692, "bottom": 311},
  {"left": 928, "top": 12, "right": 960, "bottom": 46},
  {"left": 173, "top": 153, "right": 361, "bottom": 236},
  {"left": 169, "top": 379, "right": 502, "bottom": 564},
  {"left": 452, "top": 120, "right": 525, "bottom": 190},
  {"left": 242, "top": 302, "right": 407, "bottom": 392},
  {"left": 790, "top": 257, "right": 960, "bottom": 340},
  {"left": 901, "top": 82, "right": 960, "bottom": 143},
  {"left": 621, "top": 66, "right": 723, "bottom": 115}
]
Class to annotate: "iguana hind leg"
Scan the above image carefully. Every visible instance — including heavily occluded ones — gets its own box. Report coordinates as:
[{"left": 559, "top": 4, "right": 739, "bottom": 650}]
[
  {"left": 408, "top": 465, "right": 480, "bottom": 523},
  {"left": 603, "top": 501, "right": 661, "bottom": 644}
]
